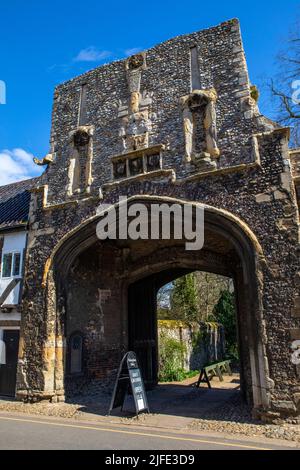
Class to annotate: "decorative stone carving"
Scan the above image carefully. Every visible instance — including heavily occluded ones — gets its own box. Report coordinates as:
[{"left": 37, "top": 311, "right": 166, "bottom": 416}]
[
  {"left": 127, "top": 54, "right": 145, "bottom": 71},
  {"left": 111, "top": 144, "right": 164, "bottom": 181},
  {"left": 130, "top": 91, "right": 140, "bottom": 114},
  {"left": 118, "top": 58, "right": 154, "bottom": 153},
  {"left": 33, "top": 154, "right": 54, "bottom": 166},
  {"left": 180, "top": 88, "right": 220, "bottom": 166},
  {"left": 119, "top": 107, "right": 152, "bottom": 152},
  {"left": 67, "top": 126, "right": 94, "bottom": 196},
  {"left": 73, "top": 129, "right": 90, "bottom": 149},
  {"left": 116, "top": 53, "right": 155, "bottom": 153},
  {"left": 125, "top": 53, "right": 146, "bottom": 95}
]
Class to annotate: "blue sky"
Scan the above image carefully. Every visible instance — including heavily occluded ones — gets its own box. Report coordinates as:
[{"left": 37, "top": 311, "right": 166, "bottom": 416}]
[{"left": 0, "top": 0, "right": 299, "bottom": 185}]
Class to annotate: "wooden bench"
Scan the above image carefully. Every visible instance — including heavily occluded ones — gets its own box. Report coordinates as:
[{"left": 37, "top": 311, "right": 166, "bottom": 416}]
[
  {"left": 196, "top": 360, "right": 232, "bottom": 389},
  {"left": 217, "top": 360, "right": 232, "bottom": 377}
]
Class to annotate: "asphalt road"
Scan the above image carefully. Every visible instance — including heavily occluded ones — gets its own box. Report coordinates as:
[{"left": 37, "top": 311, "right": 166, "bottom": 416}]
[{"left": 0, "top": 412, "right": 296, "bottom": 450}]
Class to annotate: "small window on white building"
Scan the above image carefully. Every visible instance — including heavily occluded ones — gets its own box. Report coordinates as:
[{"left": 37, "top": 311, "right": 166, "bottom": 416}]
[{"left": 1, "top": 252, "right": 22, "bottom": 278}]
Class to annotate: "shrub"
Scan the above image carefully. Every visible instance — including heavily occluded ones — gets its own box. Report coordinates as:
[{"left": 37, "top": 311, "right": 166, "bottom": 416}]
[{"left": 158, "top": 333, "right": 187, "bottom": 382}]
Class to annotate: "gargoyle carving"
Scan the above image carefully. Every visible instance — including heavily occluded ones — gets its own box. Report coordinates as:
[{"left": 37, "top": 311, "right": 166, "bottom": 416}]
[{"left": 33, "top": 154, "right": 54, "bottom": 166}]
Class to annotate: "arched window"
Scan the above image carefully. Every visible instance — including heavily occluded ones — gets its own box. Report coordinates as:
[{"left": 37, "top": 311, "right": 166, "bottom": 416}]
[{"left": 69, "top": 332, "right": 83, "bottom": 374}]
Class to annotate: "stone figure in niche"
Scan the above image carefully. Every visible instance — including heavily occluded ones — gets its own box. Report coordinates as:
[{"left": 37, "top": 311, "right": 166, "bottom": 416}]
[
  {"left": 182, "top": 106, "right": 194, "bottom": 162},
  {"left": 67, "top": 126, "right": 94, "bottom": 196},
  {"left": 130, "top": 91, "right": 140, "bottom": 114},
  {"left": 181, "top": 89, "right": 220, "bottom": 168}
]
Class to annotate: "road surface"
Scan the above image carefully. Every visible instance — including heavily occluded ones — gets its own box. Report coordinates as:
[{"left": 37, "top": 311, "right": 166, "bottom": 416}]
[{"left": 0, "top": 412, "right": 296, "bottom": 450}]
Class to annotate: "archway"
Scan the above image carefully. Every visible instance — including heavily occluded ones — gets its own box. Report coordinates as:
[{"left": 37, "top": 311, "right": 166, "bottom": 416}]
[{"left": 49, "top": 197, "right": 270, "bottom": 411}]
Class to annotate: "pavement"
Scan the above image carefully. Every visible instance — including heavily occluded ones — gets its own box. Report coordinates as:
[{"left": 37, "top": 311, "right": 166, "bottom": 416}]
[
  {"left": 0, "top": 411, "right": 297, "bottom": 450},
  {"left": 0, "top": 375, "right": 299, "bottom": 449}
]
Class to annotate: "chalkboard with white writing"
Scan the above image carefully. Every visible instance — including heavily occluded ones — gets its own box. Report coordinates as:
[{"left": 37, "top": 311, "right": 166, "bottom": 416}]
[{"left": 108, "top": 351, "right": 149, "bottom": 416}]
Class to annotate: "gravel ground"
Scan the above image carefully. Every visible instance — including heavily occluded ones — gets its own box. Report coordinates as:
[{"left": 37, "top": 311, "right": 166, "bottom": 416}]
[
  {"left": 188, "top": 394, "right": 300, "bottom": 444},
  {"left": 0, "top": 399, "right": 79, "bottom": 419}
]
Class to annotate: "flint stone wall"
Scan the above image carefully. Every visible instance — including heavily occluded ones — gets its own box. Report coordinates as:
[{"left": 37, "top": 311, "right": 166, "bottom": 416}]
[
  {"left": 158, "top": 320, "right": 226, "bottom": 372},
  {"left": 16, "top": 19, "right": 300, "bottom": 419}
]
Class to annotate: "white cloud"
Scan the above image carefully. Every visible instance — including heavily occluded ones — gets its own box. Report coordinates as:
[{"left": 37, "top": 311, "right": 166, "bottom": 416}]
[
  {"left": 124, "top": 47, "right": 142, "bottom": 57},
  {"left": 0, "top": 148, "right": 43, "bottom": 186},
  {"left": 73, "top": 47, "right": 111, "bottom": 62}
]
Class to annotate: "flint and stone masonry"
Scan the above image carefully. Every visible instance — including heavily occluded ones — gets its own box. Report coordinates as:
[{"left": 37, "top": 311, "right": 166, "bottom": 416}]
[{"left": 16, "top": 19, "right": 300, "bottom": 420}]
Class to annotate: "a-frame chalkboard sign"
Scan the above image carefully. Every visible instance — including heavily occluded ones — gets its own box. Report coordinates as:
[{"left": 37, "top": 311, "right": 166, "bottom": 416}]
[{"left": 108, "top": 351, "right": 150, "bottom": 416}]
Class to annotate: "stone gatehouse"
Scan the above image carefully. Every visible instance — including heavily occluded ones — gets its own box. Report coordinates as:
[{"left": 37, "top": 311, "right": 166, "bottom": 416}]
[{"left": 1, "top": 18, "right": 299, "bottom": 419}]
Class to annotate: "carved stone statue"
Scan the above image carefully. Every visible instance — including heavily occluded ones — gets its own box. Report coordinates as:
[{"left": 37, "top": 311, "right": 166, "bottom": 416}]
[
  {"left": 130, "top": 91, "right": 140, "bottom": 114},
  {"left": 204, "top": 90, "right": 220, "bottom": 157},
  {"left": 182, "top": 107, "right": 194, "bottom": 162}
]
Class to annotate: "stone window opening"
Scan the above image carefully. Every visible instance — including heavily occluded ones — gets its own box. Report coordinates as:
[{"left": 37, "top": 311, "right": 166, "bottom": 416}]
[{"left": 68, "top": 332, "right": 84, "bottom": 375}]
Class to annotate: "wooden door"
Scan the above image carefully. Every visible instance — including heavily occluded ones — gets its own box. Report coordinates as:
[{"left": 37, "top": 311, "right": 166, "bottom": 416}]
[
  {"left": 128, "top": 278, "right": 158, "bottom": 389},
  {"left": 0, "top": 330, "right": 20, "bottom": 397}
]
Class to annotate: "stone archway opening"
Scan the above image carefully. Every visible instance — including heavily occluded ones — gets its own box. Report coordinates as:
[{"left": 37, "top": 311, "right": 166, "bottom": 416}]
[
  {"left": 156, "top": 271, "right": 238, "bottom": 382},
  {"left": 128, "top": 268, "right": 241, "bottom": 415},
  {"left": 50, "top": 198, "right": 270, "bottom": 414}
]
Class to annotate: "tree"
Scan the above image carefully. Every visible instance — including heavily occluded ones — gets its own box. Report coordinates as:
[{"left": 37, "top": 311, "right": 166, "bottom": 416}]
[
  {"left": 270, "top": 21, "right": 300, "bottom": 147},
  {"left": 211, "top": 290, "right": 238, "bottom": 360},
  {"left": 170, "top": 273, "right": 198, "bottom": 321},
  {"left": 158, "top": 272, "right": 234, "bottom": 322},
  {"left": 194, "top": 272, "right": 234, "bottom": 321}
]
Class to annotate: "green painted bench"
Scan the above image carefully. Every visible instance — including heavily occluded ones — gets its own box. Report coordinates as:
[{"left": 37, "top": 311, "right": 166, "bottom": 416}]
[{"left": 196, "top": 360, "right": 232, "bottom": 389}]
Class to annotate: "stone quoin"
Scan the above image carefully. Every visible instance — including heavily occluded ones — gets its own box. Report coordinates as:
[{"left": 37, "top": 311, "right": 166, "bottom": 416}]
[{"left": 0, "top": 18, "right": 299, "bottom": 421}]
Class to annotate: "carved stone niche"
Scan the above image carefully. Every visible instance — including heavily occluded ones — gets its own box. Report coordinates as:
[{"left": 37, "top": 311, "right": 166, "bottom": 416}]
[
  {"left": 73, "top": 129, "right": 90, "bottom": 149},
  {"left": 67, "top": 126, "right": 94, "bottom": 197},
  {"left": 180, "top": 89, "right": 220, "bottom": 168}
]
